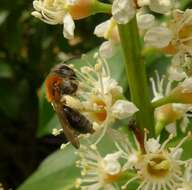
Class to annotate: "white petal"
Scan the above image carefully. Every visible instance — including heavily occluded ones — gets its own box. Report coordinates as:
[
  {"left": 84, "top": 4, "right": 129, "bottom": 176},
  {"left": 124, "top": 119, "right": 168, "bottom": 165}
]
[
  {"left": 111, "top": 100, "right": 138, "bottom": 119},
  {"left": 181, "top": 78, "right": 192, "bottom": 93},
  {"left": 144, "top": 26, "right": 173, "bottom": 48},
  {"left": 145, "top": 138, "right": 161, "bottom": 153},
  {"left": 149, "top": 0, "right": 175, "bottom": 14},
  {"left": 99, "top": 41, "right": 114, "bottom": 58},
  {"left": 137, "top": 13, "right": 155, "bottom": 30},
  {"left": 168, "top": 68, "right": 186, "bottom": 81},
  {"left": 63, "top": 13, "right": 75, "bottom": 39},
  {"left": 31, "top": 11, "right": 42, "bottom": 19},
  {"left": 112, "top": 0, "right": 136, "bottom": 24},
  {"left": 137, "top": 0, "right": 150, "bottom": 6},
  {"left": 180, "top": 117, "right": 189, "bottom": 133},
  {"left": 94, "top": 20, "right": 110, "bottom": 38}
]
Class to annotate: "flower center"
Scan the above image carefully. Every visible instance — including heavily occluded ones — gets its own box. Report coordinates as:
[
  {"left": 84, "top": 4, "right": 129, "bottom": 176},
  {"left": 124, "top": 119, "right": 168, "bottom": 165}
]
[
  {"left": 147, "top": 155, "right": 170, "bottom": 178},
  {"left": 104, "top": 173, "right": 121, "bottom": 184},
  {"left": 93, "top": 99, "right": 107, "bottom": 123},
  {"left": 179, "top": 25, "right": 192, "bottom": 40}
]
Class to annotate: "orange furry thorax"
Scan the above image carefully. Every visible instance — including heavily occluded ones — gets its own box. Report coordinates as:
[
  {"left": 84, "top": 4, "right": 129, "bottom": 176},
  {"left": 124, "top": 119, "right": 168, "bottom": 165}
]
[{"left": 45, "top": 75, "right": 63, "bottom": 102}]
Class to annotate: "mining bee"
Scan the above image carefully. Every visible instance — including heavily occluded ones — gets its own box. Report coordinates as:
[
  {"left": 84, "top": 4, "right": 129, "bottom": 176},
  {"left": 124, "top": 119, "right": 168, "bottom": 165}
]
[{"left": 45, "top": 64, "right": 94, "bottom": 148}]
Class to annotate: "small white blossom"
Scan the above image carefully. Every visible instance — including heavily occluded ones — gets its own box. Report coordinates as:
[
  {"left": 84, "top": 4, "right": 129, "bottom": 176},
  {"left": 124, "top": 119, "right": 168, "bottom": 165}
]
[
  {"left": 151, "top": 9, "right": 192, "bottom": 57},
  {"left": 149, "top": 0, "right": 175, "bottom": 14},
  {"left": 137, "top": 13, "right": 155, "bottom": 30},
  {"left": 111, "top": 100, "right": 138, "bottom": 119},
  {"left": 32, "top": 0, "right": 77, "bottom": 39},
  {"left": 119, "top": 131, "right": 192, "bottom": 190},
  {"left": 144, "top": 26, "right": 173, "bottom": 48},
  {"left": 168, "top": 58, "right": 187, "bottom": 81},
  {"left": 171, "top": 51, "right": 192, "bottom": 78},
  {"left": 112, "top": 0, "right": 136, "bottom": 24},
  {"left": 151, "top": 72, "right": 192, "bottom": 134},
  {"left": 180, "top": 78, "right": 192, "bottom": 93},
  {"left": 94, "top": 18, "right": 119, "bottom": 58},
  {"left": 75, "top": 145, "right": 122, "bottom": 190},
  {"left": 99, "top": 41, "right": 114, "bottom": 58}
]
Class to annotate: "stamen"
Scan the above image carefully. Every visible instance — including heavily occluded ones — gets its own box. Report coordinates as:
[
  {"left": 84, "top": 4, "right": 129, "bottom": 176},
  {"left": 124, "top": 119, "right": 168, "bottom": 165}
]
[
  {"left": 160, "top": 134, "right": 174, "bottom": 151},
  {"left": 93, "top": 124, "right": 108, "bottom": 145},
  {"left": 150, "top": 77, "right": 158, "bottom": 98},
  {"left": 172, "top": 132, "right": 191, "bottom": 153}
]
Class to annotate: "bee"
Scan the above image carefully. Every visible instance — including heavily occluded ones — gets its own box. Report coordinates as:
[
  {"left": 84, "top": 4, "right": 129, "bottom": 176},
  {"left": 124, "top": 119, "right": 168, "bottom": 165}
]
[{"left": 45, "top": 64, "right": 94, "bottom": 148}]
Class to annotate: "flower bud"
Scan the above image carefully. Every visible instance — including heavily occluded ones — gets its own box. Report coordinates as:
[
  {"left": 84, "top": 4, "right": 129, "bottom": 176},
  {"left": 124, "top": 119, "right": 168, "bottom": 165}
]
[{"left": 69, "top": 0, "right": 94, "bottom": 20}]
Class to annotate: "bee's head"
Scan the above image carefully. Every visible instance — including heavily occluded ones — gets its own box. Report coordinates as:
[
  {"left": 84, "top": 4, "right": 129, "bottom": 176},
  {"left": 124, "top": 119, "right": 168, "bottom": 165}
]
[{"left": 51, "top": 64, "right": 76, "bottom": 79}]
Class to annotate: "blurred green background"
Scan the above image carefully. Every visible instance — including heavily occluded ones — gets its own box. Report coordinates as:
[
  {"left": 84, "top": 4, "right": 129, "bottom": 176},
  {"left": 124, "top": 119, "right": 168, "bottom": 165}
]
[{"left": 0, "top": 0, "right": 192, "bottom": 190}]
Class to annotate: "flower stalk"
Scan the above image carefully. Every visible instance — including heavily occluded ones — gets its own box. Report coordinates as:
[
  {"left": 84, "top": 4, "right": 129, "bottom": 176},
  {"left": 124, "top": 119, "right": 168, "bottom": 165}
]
[
  {"left": 91, "top": 1, "right": 112, "bottom": 15},
  {"left": 118, "top": 17, "right": 154, "bottom": 136},
  {"left": 152, "top": 96, "right": 173, "bottom": 108}
]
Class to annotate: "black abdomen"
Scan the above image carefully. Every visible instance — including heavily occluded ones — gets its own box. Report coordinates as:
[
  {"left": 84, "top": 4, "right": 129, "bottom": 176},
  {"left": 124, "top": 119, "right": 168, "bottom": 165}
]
[{"left": 63, "top": 105, "right": 94, "bottom": 134}]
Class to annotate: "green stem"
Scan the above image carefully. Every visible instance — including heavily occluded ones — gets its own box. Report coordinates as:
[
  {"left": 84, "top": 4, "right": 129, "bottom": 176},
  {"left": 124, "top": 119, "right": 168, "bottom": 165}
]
[
  {"left": 92, "top": 1, "right": 112, "bottom": 14},
  {"left": 118, "top": 17, "right": 154, "bottom": 136},
  {"left": 152, "top": 96, "right": 174, "bottom": 108}
]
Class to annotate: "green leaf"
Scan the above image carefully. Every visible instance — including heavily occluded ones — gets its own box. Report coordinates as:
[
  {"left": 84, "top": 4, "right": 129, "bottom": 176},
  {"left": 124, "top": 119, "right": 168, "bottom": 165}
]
[
  {"left": 37, "top": 47, "right": 127, "bottom": 137},
  {"left": 17, "top": 145, "right": 79, "bottom": 190},
  {"left": 17, "top": 130, "right": 120, "bottom": 190}
]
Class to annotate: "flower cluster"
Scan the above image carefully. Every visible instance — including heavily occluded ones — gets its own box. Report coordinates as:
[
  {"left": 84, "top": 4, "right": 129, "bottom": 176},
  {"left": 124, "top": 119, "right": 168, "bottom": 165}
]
[
  {"left": 32, "top": 0, "right": 95, "bottom": 39},
  {"left": 31, "top": 0, "right": 192, "bottom": 190},
  {"left": 76, "top": 130, "right": 192, "bottom": 190},
  {"left": 150, "top": 72, "right": 192, "bottom": 135}
]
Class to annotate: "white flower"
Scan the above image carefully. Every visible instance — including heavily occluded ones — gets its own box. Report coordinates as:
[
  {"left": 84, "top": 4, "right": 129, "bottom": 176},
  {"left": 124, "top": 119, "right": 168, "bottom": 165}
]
[
  {"left": 111, "top": 100, "right": 138, "bottom": 119},
  {"left": 112, "top": 0, "right": 175, "bottom": 25},
  {"left": 32, "top": 0, "right": 76, "bottom": 39},
  {"left": 75, "top": 145, "right": 122, "bottom": 190},
  {"left": 112, "top": 0, "right": 136, "bottom": 24},
  {"left": 120, "top": 131, "right": 192, "bottom": 190},
  {"left": 137, "top": 13, "right": 155, "bottom": 30},
  {"left": 67, "top": 55, "right": 138, "bottom": 144},
  {"left": 154, "top": 9, "right": 192, "bottom": 56},
  {"left": 145, "top": 137, "right": 161, "bottom": 153},
  {"left": 144, "top": 26, "right": 173, "bottom": 48},
  {"left": 99, "top": 41, "right": 114, "bottom": 58},
  {"left": 149, "top": 0, "right": 175, "bottom": 14},
  {"left": 168, "top": 57, "right": 187, "bottom": 81},
  {"left": 171, "top": 9, "right": 192, "bottom": 54},
  {"left": 94, "top": 18, "right": 119, "bottom": 58},
  {"left": 180, "top": 78, "right": 192, "bottom": 93},
  {"left": 151, "top": 72, "right": 192, "bottom": 134},
  {"left": 171, "top": 51, "right": 192, "bottom": 78}
]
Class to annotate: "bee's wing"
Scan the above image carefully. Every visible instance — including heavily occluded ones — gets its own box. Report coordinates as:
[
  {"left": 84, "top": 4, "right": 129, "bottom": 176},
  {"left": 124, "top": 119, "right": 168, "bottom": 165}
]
[{"left": 54, "top": 103, "right": 80, "bottom": 148}]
